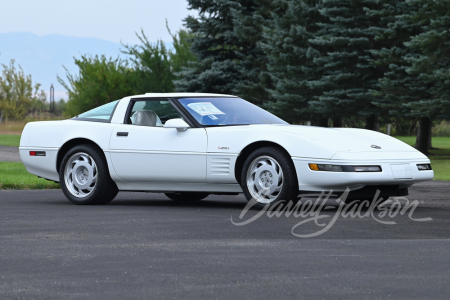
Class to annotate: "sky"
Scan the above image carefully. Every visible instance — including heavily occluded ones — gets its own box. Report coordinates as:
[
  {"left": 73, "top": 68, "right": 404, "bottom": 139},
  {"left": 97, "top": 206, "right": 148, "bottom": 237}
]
[
  {"left": 0, "top": 0, "right": 196, "bottom": 99},
  {"left": 0, "top": 0, "right": 195, "bottom": 44}
]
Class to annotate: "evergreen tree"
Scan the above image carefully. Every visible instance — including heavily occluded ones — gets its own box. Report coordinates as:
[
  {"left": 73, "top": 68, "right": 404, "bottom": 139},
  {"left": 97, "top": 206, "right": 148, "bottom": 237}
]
[
  {"left": 175, "top": 0, "right": 273, "bottom": 105},
  {"left": 367, "top": 0, "right": 432, "bottom": 152},
  {"left": 404, "top": 0, "right": 450, "bottom": 115},
  {"left": 367, "top": 0, "right": 424, "bottom": 131},
  {"left": 403, "top": 0, "right": 450, "bottom": 149},
  {"left": 262, "top": 0, "right": 325, "bottom": 124},
  {"left": 370, "top": 0, "right": 450, "bottom": 153},
  {"left": 308, "top": 0, "right": 385, "bottom": 129}
]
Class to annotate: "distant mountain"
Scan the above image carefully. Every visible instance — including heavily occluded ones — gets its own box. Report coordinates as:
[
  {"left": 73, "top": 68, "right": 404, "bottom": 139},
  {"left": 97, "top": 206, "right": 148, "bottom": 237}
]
[{"left": 0, "top": 32, "right": 126, "bottom": 99}]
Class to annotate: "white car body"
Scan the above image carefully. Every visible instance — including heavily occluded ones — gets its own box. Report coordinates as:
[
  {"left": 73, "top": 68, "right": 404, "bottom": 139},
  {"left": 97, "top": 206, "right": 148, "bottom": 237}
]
[{"left": 20, "top": 93, "right": 433, "bottom": 199}]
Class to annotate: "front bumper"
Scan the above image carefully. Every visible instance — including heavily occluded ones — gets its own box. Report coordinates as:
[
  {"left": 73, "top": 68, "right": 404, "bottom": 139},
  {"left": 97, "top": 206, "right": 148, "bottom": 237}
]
[{"left": 292, "top": 156, "right": 434, "bottom": 193}]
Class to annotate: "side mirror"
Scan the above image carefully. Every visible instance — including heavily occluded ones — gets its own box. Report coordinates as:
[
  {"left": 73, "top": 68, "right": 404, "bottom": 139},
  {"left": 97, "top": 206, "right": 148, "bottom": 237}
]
[{"left": 164, "top": 118, "right": 190, "bottom": 132}]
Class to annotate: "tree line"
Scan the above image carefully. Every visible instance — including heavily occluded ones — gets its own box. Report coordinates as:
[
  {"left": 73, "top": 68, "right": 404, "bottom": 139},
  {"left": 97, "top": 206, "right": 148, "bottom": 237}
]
[
  {"left": 58, "top": 27, "right": 196, "bottom": 117},
  {"left": 0, "top": 59, "right": 66, "bottom": 122},
  {"left": 59, "top": 0, "right": 449, "bottom": 154},
  {"left": 0, "top": 60, "right": 46, "bottom": 121}
]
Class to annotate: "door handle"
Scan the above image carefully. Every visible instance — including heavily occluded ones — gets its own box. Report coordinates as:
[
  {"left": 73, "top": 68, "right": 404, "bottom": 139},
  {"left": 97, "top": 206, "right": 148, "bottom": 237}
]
[{"left": 117, "top": 132, "right": 128, "bottom": 137}]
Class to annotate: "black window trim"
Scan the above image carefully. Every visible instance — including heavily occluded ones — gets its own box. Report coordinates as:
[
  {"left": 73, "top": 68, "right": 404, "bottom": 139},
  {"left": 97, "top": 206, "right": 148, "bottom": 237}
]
[{"left": 71, "top": 100, "right": 120, "bottom": 123}]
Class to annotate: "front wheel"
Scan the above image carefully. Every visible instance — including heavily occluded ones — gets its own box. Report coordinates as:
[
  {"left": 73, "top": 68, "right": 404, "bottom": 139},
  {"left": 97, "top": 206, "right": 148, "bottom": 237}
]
[
  {"left": 59, "top": 144, "right": 118, "bottom": 205},
  {"left": 240, "top": 146, "right": 299, "bottom": 209}
]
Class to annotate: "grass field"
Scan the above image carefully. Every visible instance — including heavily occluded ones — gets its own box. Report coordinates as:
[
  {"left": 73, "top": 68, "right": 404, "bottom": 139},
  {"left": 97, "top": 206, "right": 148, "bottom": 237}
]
[
  {"left": 395, "top": 136, "right": 450, "bottom": 181},
  {"left": 0, "top": 162, "right": 60, "bottom": 189},
  {"left": 0, "top": 114, "right": 65, "bottom": 135},
  {"left": 396, "top": 136, "right": 450, "bottom": 157},
  {"left": 0, "top": 134, "right": 21, "bottom": 147}
]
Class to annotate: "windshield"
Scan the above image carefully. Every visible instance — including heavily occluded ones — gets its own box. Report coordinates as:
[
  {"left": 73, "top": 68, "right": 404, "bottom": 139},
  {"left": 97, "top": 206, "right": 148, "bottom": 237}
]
[{"left": 178, "top": 98, "right": 288, "bottom": 126}]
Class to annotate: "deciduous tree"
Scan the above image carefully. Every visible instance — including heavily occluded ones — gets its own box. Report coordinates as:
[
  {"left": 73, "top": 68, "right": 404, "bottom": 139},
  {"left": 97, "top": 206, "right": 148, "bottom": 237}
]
[{"left": 0, "top": 59, "right": 46, "bottom": 120}]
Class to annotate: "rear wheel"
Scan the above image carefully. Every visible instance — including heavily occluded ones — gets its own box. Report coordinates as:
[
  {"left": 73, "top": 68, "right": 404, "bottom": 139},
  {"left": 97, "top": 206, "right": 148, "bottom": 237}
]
[
  {"left": 59, "top": 144, "right": 118, "bottom": 205},
  {"left": 240, "top": 146, "right": 298, "bottom": 209},
  {"left": 165, "top": 192, "right": 209, "bottom": 202}
]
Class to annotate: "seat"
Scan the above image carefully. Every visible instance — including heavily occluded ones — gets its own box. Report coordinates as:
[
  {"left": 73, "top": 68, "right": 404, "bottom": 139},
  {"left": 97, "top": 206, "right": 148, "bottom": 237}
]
[{"left": 132, "top": 110, "right": 158, "bottom": 126}]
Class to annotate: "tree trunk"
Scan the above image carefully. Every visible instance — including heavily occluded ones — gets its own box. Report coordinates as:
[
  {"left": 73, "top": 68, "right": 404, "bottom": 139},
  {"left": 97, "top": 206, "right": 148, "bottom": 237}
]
[
  {"left": 316, "top": 117, "right": 329, "bottom": 127},
  {"left": 428, "top": 121, "right": 433, "bottom": 150},
  {"left": 332, "top": 116, "right": 342, "bottom": 127},
  {"left": 364, "top": 115, "right": 377, "bottom": 130},
  {"left": 415, "top": 117, "right": 430, "bottom": 155}
]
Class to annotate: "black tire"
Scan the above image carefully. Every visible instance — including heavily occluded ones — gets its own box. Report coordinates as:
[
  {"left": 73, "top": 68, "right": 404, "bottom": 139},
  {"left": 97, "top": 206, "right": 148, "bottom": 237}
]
[
  {"left": 240, "top": 146, "right": 299, "bottom": 209},
  {"left": 165, "top": 192, "right": 210, "bottom": 202},
  {"left": 59, "top": 144, "right": 118, "bottom": 205}
]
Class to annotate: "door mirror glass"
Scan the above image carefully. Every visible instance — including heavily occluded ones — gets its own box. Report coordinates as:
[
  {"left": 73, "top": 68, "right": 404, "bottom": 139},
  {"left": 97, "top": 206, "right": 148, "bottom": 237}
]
[{"left": 164, "top": 118, "right": 190, "bottom": 132}]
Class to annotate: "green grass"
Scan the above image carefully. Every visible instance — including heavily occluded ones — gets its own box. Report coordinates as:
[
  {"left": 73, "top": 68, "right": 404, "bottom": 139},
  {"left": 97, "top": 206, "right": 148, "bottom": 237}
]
[
  {"left": 430, "top": 160, "right": 450, "bottom": 181},
  {"left": 395, "top": 136, "right": 450, "bottom": 158},
  {"left": 395, "top": 136, "right": 450, "bottom": 152},
  {"left": 0, "top": 162, "right": 60, "bottom": 189},
  {"left": 395, "top": 136, "right": 450, "bottom": 181},
  {"left": 0, "top": 134, "right": 21, "bottom": 147}
]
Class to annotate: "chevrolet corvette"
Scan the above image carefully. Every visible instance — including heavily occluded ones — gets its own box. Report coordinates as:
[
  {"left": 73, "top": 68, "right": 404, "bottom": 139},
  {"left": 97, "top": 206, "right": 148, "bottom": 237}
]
[{"left": 19, "top": 93, "right": 434, "bottom": 207}]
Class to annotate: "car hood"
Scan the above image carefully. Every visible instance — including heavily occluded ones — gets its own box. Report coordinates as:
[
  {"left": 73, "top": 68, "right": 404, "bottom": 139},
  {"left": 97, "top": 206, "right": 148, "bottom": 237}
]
[{"left": 269, "top": 125, "right": 417, "bottom": 154}]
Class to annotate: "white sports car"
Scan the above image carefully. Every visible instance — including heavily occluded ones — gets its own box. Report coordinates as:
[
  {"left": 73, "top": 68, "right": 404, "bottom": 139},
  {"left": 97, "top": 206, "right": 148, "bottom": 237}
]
[{"left": 20, "top": 93, "right": 433, "bottom": 207}]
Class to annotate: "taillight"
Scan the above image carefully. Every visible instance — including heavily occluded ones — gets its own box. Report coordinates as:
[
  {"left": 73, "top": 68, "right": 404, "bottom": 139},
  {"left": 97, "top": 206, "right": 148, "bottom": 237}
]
[{"left": 29, "top": 151, "right": 46, "bottom": 156}]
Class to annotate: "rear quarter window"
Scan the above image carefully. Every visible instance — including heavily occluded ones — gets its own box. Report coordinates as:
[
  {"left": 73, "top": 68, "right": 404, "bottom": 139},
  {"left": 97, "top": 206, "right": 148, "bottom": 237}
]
[{"left": 73, "top": 101, "right": 119, "bottom": 122}]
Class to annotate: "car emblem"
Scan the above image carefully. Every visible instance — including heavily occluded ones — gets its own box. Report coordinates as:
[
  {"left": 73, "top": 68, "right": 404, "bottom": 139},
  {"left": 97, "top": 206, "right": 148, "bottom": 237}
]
[
  {"left": 218, "top": 146, "right": 229, "bottom": 150},
  {"left": 371, "top": 145, "right": 381, "bottom": 149}
]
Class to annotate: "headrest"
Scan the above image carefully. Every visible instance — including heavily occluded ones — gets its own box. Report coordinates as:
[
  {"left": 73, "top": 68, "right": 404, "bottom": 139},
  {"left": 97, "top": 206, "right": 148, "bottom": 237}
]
[{"left": 133, "top": 110, "right": 158, "bottom": 126}]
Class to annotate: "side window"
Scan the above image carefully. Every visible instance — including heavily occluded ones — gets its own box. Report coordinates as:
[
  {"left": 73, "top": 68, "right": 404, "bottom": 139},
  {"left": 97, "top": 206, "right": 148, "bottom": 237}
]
[
  {"left": 75, "top": 100, "right": 119, "bottom": 122},
  {"left": 127, "top": 100, "right": 182, "bottom": 127}
]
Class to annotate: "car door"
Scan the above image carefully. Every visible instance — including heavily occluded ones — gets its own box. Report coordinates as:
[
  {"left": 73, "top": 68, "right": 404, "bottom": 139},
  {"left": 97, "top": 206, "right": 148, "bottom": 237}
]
[{"left": 109, "top": 98, "right": 207, "bottom": 183}]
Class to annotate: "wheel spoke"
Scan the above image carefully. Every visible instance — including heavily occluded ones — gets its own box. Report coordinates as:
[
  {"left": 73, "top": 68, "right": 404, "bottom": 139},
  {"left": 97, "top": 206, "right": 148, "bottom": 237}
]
[
  {"left": 273, "top": 185, "right": 282, "bottom": 193},
  {"left": 90, "top": 174, "right": 97, "bottom": 186},
  {"left": 268, "top": 159, "right": 276, "bottom": 169}
]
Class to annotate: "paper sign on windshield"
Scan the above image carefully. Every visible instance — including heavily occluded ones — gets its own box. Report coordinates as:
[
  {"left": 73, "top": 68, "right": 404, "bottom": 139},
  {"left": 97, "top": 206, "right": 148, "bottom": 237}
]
[{"left": 187, "top": 102, "right": 225, "bottom": 116}]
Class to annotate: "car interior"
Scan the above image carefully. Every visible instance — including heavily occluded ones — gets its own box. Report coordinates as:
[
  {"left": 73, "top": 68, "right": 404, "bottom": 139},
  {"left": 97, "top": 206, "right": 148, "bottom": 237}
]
[{"left": 126, "top": 100, "right": 182, "bottom": 127}]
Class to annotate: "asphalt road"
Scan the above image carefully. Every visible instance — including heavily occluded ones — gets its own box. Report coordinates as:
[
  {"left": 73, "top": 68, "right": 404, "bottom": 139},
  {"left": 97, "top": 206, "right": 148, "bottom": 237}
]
[
  {"left": 0, "top": 146, "right": 21, "bottom": 162},
  {"left": 0, "top": 181, "right": 449, "bottom": 299}
]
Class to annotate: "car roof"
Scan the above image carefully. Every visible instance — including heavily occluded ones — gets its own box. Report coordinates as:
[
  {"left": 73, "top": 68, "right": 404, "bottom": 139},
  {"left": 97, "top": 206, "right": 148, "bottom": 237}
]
[{"left": 131, "top": 92, "right": 238, "bottom": 99}]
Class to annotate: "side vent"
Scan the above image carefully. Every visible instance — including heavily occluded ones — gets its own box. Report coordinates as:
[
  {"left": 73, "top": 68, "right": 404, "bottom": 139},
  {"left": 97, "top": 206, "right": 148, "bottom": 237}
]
[{"left": 211, "top": 158, "right": 231, "bottom": 175}]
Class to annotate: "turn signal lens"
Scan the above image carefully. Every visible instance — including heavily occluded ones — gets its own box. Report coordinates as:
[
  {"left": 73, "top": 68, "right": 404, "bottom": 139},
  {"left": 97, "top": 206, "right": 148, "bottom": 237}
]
[
  {"left": 309, "top": 163, "right": 319, "bottom": 171},
  {"left": 417, "top": 164, "right": 432, "bottom": 171},
  {"left": 353, "top": 166, "right": 381, "bottom": 172},
  {"left": 309, "top": 164, "right": 343, "bottom": 172}
]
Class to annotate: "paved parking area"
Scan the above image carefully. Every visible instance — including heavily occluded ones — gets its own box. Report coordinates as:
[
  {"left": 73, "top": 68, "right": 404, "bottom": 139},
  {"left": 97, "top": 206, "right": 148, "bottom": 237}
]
[
  {"left": 0, "top": 181, "right": 449, "bottom": 299},
  {"left": 0, "top": 146, "right": 20, "bottom": 162}
]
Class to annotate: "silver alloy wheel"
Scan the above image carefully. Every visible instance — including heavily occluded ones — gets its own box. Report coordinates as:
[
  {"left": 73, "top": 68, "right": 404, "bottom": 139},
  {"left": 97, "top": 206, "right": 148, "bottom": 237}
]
[
  {"left": 64, "top": 152, "right": 98, "bottom": 198},
  {"left": 246, "top": 155, "right": 284, "bottom": 203}
]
